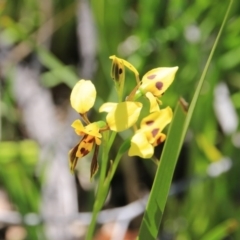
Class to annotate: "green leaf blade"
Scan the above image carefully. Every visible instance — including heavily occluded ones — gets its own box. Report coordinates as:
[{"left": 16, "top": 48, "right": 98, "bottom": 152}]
[{"left": 138, "top": 1, "right": 233, "bottom": 239}]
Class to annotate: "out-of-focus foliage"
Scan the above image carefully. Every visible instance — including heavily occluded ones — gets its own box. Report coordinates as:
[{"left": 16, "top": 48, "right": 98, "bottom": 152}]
[
  {"left": 0, "top": 0, "right": 240, "bottom": 239},
  {"left": 0, "top": 141, "right": 41, "bottom": 239}
]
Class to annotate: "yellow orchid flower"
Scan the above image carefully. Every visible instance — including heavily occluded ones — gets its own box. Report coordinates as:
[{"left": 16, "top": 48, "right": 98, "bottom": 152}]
[
  {"left": 110, "top": 55, "right": 140, "bottom": 83},
  {"left": 110, "top": 55, "right": 140, "bottom": 100},
  {"left": 110, "top": 55, "right": 125, "bottom": 83},
  {"left": 128, "top": 131, "right": 154, "bottom": 158},
  {"left": 71, "top": 120, "right": 101, "bottom": 141},
  {"left": 128, "top": 107, "right": 173, "bottom": 158},
  {"left": 139, "top": 67, "right": 178, "bottom": 97},
  {"left": 140, "top": 107, "right": 172, "bottom": 146},
  {"left": 110, "top": 55, "right": 126, "bottom": 101},
  {"left": 99, "top": 101, "right": 142, "bottom": 132},
  {"left": 70, "top": 79, "right": 96, "bottom": 114},
  {"left": 69, "top": 120, "right": 102, "bottom": 177}
]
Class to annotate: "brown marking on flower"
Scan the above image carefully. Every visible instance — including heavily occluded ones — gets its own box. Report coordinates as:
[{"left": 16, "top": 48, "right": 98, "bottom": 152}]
[
  {"left": 147, "top": 74, "right": 156, "bottom": 80},
  {"left": 155, "top": 81, "right": 163, "bottom": 90},
  {"left": 152, "top": 128, "right": 159, "bottom": 138},
  {"left": 69, "top": 143, "right": 80, "bottom": 172},
  {"left": 112, "top": 62, "right": 121, "bottom": 82},
  {"left": 156, "top": 136, "right": 163, "bottom": 145},
  {"left": 146, "top": 120, "right": 154, "bottom": 126},
  {"left": 80, "top": 147, "right": 89, "bottom": 155},
  {"left": 91, "top": 145, "right": 99, "bottom": 179},
  {"left": 87, "top": 138, "right": 95, "bottom": 143},
  {"left": 69, "top": 144, "right": 79, "bottom": 164}
]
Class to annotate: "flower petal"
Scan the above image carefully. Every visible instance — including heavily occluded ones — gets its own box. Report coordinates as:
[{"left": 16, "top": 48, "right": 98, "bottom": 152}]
[
  {"left": 101, "top": 102, "right": 142, "bottom": 132},
  {"left": 128, "top": 132, "right": 154, "bottom": 158},
  {"left": 145, "top": 92, "right": 160, "bottom": 113},
  {"left": 110, "top": 55, "right": 139, "bottom": 80},
  {"left": 99, "top": 102, "right": 117, "bottom": 113},
  {"left": 76, "top": 135, "right": 95, "bottom": 158},
  {"left": 68, "top": 143, "right": 80, "bottom": 172},
  {"left": 140, "top": 107, "right": 172, "bottom": 144},
  {"left": 140, "top": 67, "right": 178, "bottom": 97},
  {"left": 110, "top": 55, "right": 125, "bottom": 83},
  {"left": 141, "top": 107, "right": 173, "bottom": 131},
  {"left": 90, "top": 145, "right": 99, "bottom": 179},
  {"left": 70, "top": 79, "right": 96, "bottom": 113},
  {"left": 85, "top": 122, "right": 102, "bottom": 138},
  {"left": 71, "top": 119, "right": 85, "bottom": 135},
  {"left": 95, "top": 137, "right": 101, "bottom": 145},
  {"left": 152, "top": 133, "right": 166, "bottom": 147}
]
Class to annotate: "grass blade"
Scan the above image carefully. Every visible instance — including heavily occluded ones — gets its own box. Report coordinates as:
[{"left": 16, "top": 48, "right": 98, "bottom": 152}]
[
  {"left": 200, "top": 219, "right": 238, "bottom": 240},
  {"left": 138, "top": 1, "right": 233, "bottom": 239}
]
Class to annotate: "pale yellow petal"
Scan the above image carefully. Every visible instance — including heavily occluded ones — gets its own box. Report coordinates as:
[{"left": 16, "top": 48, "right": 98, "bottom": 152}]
[
  {"left": 145, "top": 92, "right": 160, "bottom": 112},
  {"left": 70, "top": 79, "right": 96, "bottom": 113},
  {"left": 104, "top": 102, "right": 142, "bottom": 132},
  {"left": 85, "top": 122, "right": 102, "bottom": 138},
  {"left": 140, "top": 67, "right": 178, "bottom": 97},
  {"left": 95, "top": 137, "right": 101, "bottom": 145},
  {"left": 99, "top": 102, "right": 117, "bottom": 113},
  {"left": 128, "top": 132, "right": 154, "bottom": 158},
  {"left": 140, "top": 107, "right": 172, "bottom": 144},
  {"left": 141, "top": 107, "right": 173, "bottom": 131},
  {"left": 71, "top": 119, "right": 84, "bottom": 135}
]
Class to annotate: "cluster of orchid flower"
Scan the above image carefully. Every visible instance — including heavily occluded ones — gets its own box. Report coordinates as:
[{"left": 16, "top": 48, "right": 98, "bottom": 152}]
[{"left": 69, "top": 55, "right": 178, "bottom": 178}]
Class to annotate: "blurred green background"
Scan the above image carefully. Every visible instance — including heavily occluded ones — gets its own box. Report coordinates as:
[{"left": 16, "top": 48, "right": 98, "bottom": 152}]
[{"left": 0, "top": 0, "right": 240, "bottom": 239}]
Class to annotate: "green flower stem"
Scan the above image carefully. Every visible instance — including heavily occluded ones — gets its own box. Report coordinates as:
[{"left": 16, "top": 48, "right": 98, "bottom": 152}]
[
  {"left": 108, "top": 131, "right": 117, "bottom": 152},
  {"left": 106, "top": 140, "right": 130, "bottom": 182},
  {"left": 86, "top": 75, "right": 131, "bottom": 239},
  {"left": 85, "top": 131, "right": 110, "bottom": 240},
  {"left": 133, "top": 89, "right": 144, "bottom": 101},
  {"left": 85, "top": 134, "right": 130, "bottom": 239}
]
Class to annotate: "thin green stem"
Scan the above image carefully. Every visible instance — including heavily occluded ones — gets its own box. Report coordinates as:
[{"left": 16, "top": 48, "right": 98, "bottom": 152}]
[
  {"left": 85, "top": 132, "right": 110, "bottom": 240},
  {"left": 85, "top": 138, "right": 130, "bottom": 239},
  {"left": 108, "top": 131, "right": 117, "bottom": 152}
]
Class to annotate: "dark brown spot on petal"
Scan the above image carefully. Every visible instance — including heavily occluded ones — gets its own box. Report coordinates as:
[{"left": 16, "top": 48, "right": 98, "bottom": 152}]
[
  {"left": 146, "top": 120, "right": 154, "bottom": 126},
  {"left": 156, "top": 137, "right": 163, "bottom": 145},
  {"left": 155, "top": 81, "right": 163, "bottom": 90},
  {"left": 147, "top": 74, "right": 156, "bottom": 80},
  {"left": 152, "top": 128, "right": 159, "bottom": 138},
  {"left": 87, "top": 138, "right": 95, "bottom": 143},
  {"left": 119, "top": 68, "right": 123, "bottom": 75},
  {"left": 80, "top": 148, "right": 85, "bottom": 154},
  {"left": 80, "top": 148, "right": 89, "bottom": 156}
]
